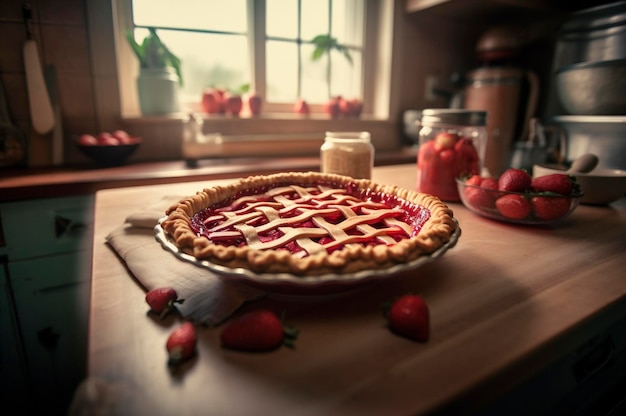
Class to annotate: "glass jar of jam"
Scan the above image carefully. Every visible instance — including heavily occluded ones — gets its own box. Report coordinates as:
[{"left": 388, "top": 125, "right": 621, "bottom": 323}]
[
  {"left": 321, "top": 131, "right": 374, "bottom": 179},
  {"left": 416, "top": 109, "right": 487, "bottom": 201}
]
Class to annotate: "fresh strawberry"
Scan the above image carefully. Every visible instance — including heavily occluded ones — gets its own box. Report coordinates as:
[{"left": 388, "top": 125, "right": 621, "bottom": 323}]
[
  {"left": 531, "top": 174, "right": 574, "bottom": 195},
  {"left": 146, "top": 287, "right": 184, "bottom": 319},
  {"left": 454, "top": 137, "right": 480, "bottom": 176},
  {"left": 465, "top": 174, "right": 483, "bottom": 187},
  {"left": 495, "top": 194, "right": 531, "bottom": 220},
  {"left": 434, "top": 132, "right": 458, "bottom": 151},
  {"left": 531, "top": 196, "right": 571, "bottom": 220},
  {"left": 464, "top": 186, "right": 496, "bottom": 211},
  {"left": 166, "top": 321, "right": 197, "bottom": 365},
  {"left": 384, "top": 294, "right": 429, "bottom": 342},
  {"left": 480, "top": 177, "right": 499, "bottom": 191},
  {"left": 498, "top": 168, "right": 532, "bottom": 192},
  {"left": 220, "top": 309, "right": 299, "bottom": 352}
]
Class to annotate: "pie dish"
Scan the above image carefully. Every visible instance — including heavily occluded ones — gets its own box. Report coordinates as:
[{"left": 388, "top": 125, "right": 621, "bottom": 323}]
[{"left": 158, "top": 172, "right": 458, "bottom": 277}]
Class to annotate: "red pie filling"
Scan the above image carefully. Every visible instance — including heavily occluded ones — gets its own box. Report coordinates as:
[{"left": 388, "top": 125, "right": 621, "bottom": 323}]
[{"left": 190, "top": 181, "right": 431, "bottom": 257}]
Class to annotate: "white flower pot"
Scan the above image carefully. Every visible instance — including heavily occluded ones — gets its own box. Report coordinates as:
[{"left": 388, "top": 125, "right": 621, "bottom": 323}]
[{"left": 136, "top": 68, "right": 180, "bottom": 115}]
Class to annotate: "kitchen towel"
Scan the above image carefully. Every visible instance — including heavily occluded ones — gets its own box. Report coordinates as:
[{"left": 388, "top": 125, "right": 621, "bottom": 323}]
[{"left": 106, "top": 195, "right": 265, "bottom": 326}]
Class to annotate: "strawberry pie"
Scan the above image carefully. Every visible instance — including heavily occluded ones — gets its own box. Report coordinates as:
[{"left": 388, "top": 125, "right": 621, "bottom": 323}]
[{"left": 160, "top": 172, "right": 457, "bottom": 276}]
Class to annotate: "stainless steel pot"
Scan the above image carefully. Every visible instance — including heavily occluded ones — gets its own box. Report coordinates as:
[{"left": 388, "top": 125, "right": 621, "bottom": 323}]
[
  {"left": 554, "top": 1, "right": 626, "bottom": 67},
  {"left": 555, "top": 59, "right": 626, "bottom": 115},
  {"left": 551, "top": 115, "right": 626, "bottom": 170}
]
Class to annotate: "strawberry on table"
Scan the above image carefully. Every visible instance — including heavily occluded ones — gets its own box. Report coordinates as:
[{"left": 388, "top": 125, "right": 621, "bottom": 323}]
[
  {"left": 531, "top": 174, "right": 574, "bottom": 195},
  {"left": 531, "top": 196, "right": 572, "bottom": 220},
  {"left": 498, "top": 168, "right": 532, "bottom": 193},
  {"left": 146, "top": 287, "right": 184, "bottom": 319},
  {"left": 384, "top": 294, "right": 430, "bottom": 342},
  {"left": 496, "top": 194, "right": 531, "bottom": 220},
  {"left": 166, "top": 321, "right": 197, "bottom": 365},
  {"left": 220, "top": 309, "right": 299, "bottom": 352}
]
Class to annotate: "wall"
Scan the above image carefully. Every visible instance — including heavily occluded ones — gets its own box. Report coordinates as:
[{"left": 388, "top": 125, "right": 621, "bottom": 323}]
[
  {"left": 0, "top": 0, "right": 100, "bottom": 167},
  {"left": 0, "top": 0, "right": 580, "bottom": 170}
]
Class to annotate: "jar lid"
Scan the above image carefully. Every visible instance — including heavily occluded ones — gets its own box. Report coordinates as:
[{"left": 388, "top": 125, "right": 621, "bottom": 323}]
[{"left": 420, "top": 109, "right": 487, "bottom": 126}]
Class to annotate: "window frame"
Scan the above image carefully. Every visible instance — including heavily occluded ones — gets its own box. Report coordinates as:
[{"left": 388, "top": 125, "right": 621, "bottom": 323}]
[{"left": 114, "top": 0, "right": 391, "bottom": 119}]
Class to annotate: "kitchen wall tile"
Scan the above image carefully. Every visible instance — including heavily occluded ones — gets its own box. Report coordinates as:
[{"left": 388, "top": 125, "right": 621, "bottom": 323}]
[
  {"left": 0, "top": 23, "right": 27, "bottom": 73},
  {"left": 56, "top": 73, "right": 95, "bottom": 119},
  {"left": 0, "top": 0, "right": 37, "bottom": 22},
  {"left": 0, "top": 73, "right": 29, "bottom": 121},
  {"left": 40, "top": 24, "right": 90, "bottom": 75},
  {"left": 93, "top": 75, "right": 122, "bottom": 131},
  {"left": 38, "top": 0, "right": 85, "bottom": 25}
]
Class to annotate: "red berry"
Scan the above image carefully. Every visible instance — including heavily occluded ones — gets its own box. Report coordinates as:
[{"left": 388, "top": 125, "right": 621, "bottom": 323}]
[
  {"left": 531, "top": 174, "right": 574, "bottom": 196},
  {"left": 220, "top": 309, "right": 299, "bottom": 352},
  {"left": 498, "top": 168, "right": 532, "bottom": 193},
  {"left": 464, "top": 186, "right": 496, "bottom": 211},
  {"left": 465, "top": 175, "right": 483, "bottom": 187},
  {"left": 531, "top": 196, "right": 572, "bottom": 220},
  {"left": 146, "top": 287, "right": 184, "bottom": 319},
  {"left": 385, "top": 294, "right": 430, "bottom": 342},
  {"left": 496, "top": 194, "right": 531, "bottom": 220},
  {"left": 166, "top": 321, "right": 197, "bottom": 365},
  {"left": 481, "top": 177, "right": 499, "bottom": 191},
  {"left": 434, "top": 132, "right": 458, "bottom": 150}
]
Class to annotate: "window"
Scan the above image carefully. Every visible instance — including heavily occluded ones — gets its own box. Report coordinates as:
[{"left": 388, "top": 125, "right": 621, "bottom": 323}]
[{"left": 126, "top": 0, "right": 367, "bottom": 114}]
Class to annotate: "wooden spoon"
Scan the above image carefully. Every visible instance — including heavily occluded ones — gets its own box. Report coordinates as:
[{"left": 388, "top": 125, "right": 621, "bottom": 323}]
[{"left": 567, "top": 153, "right": 598, "bottom": 174}]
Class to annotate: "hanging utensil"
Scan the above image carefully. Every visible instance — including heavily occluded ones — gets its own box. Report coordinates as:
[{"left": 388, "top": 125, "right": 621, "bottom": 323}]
[
  {"left": 44, "top": 65, "right": 64, "bottom": 165},
  {"left": 0, "top": 78, "right": 27, "bottom": 167},
  {"left": 23, "top": 2, "right": 55, "bottom": 135}
]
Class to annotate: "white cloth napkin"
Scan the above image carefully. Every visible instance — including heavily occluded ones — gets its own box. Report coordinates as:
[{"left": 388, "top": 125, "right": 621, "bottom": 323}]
[{"left": 106, "top": 195, "right": 265, "bottom": 326}]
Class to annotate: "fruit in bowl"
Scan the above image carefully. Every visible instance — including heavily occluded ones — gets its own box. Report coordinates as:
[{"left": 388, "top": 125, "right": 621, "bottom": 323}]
[
  {"left": 76, "top": 130, "right": 141, "bottom": 167},
  {"left": 457, "top": 168, "right": 583, "bottom": 224}
]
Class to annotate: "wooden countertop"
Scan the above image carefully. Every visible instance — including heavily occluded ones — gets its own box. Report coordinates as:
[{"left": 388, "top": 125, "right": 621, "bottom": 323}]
[
  {"left": 0, "top": 150, "right": 417, "bottom": 202},
  {"left": 87, "top": 164, "right": 626, "bottom": 415}
]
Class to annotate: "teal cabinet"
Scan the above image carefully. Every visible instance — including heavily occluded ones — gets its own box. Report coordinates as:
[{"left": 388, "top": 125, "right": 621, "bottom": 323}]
[
  {"left": 0, "top": 258, "right": 29, "bottom": 406},
  {"left": 0, "top": 195, "right": 94, "bottom": 414}
]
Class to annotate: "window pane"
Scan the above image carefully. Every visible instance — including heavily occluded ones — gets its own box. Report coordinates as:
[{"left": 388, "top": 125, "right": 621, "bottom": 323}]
[
  {"left": 266, "top": 41, "right": 298, "bottom": 102},
  {"left": 332, "top": 0, "right": 364, "bottom": 47},
  {"left": 330, "top": 49, "right": 361, "bottom": 99},
  {"left": 301, "top": 0, "right": 329, "bottom": 42},
  {"left": 301, "top": 43, "right": 329, "bottom": 102},
  {"left": 133, "top": 0, "right": 247, "bottom": 33},
  {"left": 266, "top": 0, "right": 298, "bottom": 39},
  {"left": 144, "top": 29, "right": 250, "bottom": 103}
]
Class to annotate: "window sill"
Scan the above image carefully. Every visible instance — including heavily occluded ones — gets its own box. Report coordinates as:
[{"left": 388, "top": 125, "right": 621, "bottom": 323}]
[{"left": 120, "top": 113, "right": 403, "bottom": 162}]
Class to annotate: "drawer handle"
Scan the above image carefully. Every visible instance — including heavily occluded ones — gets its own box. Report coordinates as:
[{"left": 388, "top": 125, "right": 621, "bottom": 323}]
[
  {"left": 572, "top": 337, "right": 614, "bottom": 383},
  {"left": 55, "top": 215, "right": 87, "bottom": 238},
  {"left": 37, "top": 326, "right": 60, "bottom": 351}
]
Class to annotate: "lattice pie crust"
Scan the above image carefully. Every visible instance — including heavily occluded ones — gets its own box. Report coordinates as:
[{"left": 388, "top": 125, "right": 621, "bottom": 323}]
[{"left": 160, "top": 172, "right": 457, "bottom": 276}]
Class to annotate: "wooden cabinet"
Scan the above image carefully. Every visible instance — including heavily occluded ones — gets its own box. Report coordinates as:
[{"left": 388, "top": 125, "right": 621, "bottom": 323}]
[{"left": 0, "top": 195, "right": 94, "bottom": 414}]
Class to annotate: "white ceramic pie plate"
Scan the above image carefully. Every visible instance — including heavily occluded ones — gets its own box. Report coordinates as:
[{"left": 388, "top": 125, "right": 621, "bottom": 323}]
[{"left": 154, "top": 217, "right": 461, "bottom": 295}]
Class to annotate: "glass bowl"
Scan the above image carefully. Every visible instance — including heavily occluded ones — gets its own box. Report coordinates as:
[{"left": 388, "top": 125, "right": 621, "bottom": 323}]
[{"left": 456, "top": 178, "right": 583, "bottom": 224}]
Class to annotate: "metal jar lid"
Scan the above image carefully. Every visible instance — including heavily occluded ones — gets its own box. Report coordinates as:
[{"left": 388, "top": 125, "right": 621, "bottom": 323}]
[{"left": 420, "top": 109, "right": 487, "bottom": 127}]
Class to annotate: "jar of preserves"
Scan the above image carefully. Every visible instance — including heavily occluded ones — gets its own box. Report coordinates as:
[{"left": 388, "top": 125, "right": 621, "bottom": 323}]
[
  {"left": 320, "top": 131, "right": 374, "bottom": 179},
  {"left": 416, "top": 109, "right": 487, "bottom": 201}
]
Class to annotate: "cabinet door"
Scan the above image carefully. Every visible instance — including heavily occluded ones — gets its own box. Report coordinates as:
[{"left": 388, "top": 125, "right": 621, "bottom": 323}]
[
  {"left": 9, "top": 250, "right": 92, "bottom": 412},
  {"left": 0, "top": 195, "right": 94, "bottom": 261},
  {"left": 0, "top": 259, "right": 29, "bottom": 405}
]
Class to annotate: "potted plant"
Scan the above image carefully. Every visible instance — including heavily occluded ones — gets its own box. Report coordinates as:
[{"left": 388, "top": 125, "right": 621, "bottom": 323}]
[
  {"left": 311, "top": 34, "right": 352, "bottom": 99},
  {"left": 126, "top": 28, "right": 183, "bottom": 115},
  {"left": 310, "top": 34, "right": 361, "bottom": 118}
]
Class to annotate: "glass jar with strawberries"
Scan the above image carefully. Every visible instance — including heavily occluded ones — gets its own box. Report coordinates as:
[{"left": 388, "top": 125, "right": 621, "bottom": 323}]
[{"left": 416, "top": 109, "right": 487, "bottom": 201}]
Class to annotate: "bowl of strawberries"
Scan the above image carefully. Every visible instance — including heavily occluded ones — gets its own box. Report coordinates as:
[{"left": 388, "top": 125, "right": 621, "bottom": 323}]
[
  {"left": 76, "top": 130, "right": 142, "bottom": 167},
  {"left": 456, "top": 168, "right": 583, "bottom": 224}
]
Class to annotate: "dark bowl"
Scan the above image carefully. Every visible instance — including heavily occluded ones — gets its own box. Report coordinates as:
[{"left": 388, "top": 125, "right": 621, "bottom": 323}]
[{"left": 76, "top": 140, "right": 141, "bottom": 167}]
